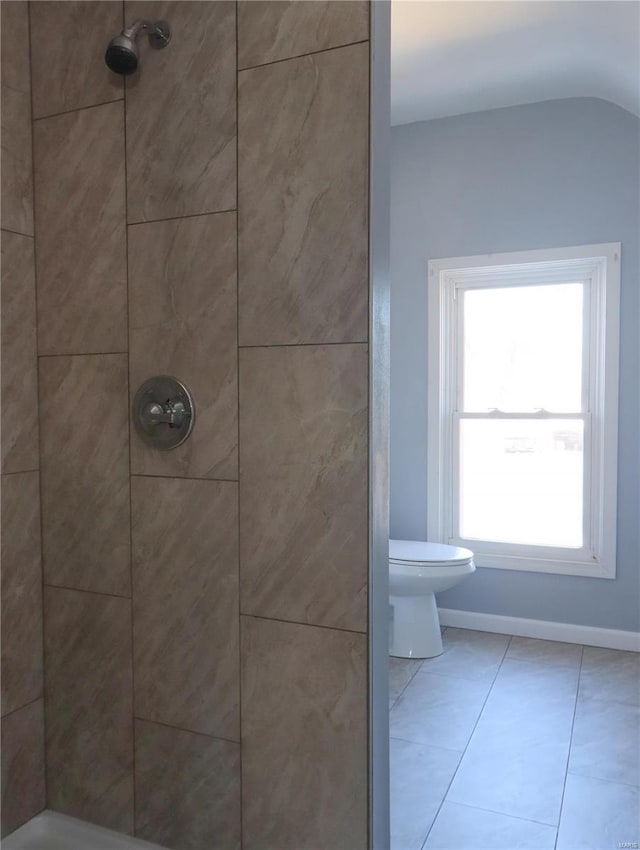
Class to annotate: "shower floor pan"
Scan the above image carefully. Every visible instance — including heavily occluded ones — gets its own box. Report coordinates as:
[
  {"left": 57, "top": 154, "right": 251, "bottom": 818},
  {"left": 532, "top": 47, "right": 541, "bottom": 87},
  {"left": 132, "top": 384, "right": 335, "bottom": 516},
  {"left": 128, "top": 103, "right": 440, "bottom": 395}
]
[{"left": 3, "top": 811, "right": 166, "bottom": 850}]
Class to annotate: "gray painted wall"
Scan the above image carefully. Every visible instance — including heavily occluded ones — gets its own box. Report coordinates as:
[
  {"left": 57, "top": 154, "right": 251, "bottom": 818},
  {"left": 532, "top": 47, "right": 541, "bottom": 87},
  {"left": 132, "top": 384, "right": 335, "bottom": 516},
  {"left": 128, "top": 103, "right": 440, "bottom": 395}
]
[{"left": 390, "top": 98, "right": 640, "bottom": 632}]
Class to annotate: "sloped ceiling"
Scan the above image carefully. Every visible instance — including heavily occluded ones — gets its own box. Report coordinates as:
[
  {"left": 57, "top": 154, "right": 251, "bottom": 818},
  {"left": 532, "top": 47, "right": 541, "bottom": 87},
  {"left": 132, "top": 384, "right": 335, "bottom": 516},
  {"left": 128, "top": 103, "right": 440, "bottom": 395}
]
[{"left": 391, "top": 0, "right": 640, "bottom": 126}]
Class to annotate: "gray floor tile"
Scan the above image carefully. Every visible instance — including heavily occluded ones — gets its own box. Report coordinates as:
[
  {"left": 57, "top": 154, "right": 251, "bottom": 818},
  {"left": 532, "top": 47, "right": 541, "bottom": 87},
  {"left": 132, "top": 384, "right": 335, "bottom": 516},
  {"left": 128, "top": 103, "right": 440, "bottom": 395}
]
[
  {"left": 389, "top": 632, "right": 638, "bottom": 847},
  {"left": 390, "top": 739, "right": 461, "bottom": 850},
  {"left": 390, "top": 657, "right": 423, "bottom": 702},
  {"left": 579, "top": 647, "right": 640, "bottom": 706},
  {"left": 557, "top": 773, "right": 640, "bottom": 850},
  {"left": 447, "top": 660, "right": 577, "bottom": 825},
  {"left": 447, "top": 735, "right": 570, "bottom": 826},
  {"left": 470, "top": 659, "right": 579, "bottom": 747},
  {"left": 390, "top": 671, "right": 491, "bottom": 750},
  {"left": 569, "top": 696, "right": 640, "bottom": 787},
  {"left": 424, "top": 802, "right": 557, "bottom": 849},
  {"left": 419, "top": 628, "right": 510, "bottom": 683},
  {"left": 506, "top": 636, "right": 583, "bottom": 670},
  {"left": 492, "top": 657, "right": 580, "bottom": 702}
]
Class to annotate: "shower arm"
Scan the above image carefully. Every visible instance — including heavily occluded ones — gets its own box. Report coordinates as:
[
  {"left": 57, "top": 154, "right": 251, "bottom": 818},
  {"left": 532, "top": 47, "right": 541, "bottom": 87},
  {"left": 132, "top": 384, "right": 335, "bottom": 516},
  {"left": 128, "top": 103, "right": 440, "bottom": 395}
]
[
  {"left": 123, "top": 19, "right": 170, "bottom": 47},
  {"left": 123, "top": 20, "right": 151, "bottom": 39}
]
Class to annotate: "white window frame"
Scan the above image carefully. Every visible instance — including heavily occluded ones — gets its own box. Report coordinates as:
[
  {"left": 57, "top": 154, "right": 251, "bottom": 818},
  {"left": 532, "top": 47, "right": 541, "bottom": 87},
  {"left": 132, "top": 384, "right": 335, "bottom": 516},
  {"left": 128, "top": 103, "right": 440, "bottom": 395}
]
[{"left": 427, "top": 243, "right": 620, "bottom": 579}]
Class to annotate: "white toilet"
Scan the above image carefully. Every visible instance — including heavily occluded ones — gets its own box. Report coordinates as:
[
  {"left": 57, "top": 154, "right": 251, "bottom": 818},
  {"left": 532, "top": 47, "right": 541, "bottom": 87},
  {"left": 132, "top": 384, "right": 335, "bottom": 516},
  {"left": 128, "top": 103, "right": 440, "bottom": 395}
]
[{"left": 389, "top": 540, "right": 475, "bottom": 658}]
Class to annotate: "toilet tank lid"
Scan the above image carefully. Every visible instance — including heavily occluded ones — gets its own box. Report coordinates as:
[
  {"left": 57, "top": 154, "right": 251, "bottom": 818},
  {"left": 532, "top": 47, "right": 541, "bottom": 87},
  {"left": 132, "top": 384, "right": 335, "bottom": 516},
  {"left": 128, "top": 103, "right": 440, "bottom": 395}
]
[{"left": 389, "top": 539, "right": 474, "bottom": 565}]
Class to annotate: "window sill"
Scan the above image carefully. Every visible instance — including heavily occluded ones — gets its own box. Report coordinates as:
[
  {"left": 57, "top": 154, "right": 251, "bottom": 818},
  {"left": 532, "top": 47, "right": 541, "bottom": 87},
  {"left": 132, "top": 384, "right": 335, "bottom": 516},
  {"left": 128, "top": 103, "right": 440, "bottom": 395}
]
[{"left": 468, "top": 551, "right": 616, "bottom": 579}]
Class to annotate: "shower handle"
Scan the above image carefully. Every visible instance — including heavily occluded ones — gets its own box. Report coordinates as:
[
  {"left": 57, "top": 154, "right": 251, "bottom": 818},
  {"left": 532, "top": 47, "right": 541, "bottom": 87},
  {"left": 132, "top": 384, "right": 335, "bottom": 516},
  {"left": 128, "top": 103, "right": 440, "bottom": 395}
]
[
  {"left": 141, "top": 399, "right": 187, "bottom": 429},
  {"left": 132, "top": 376, "right": 195, "bottom": 451}
]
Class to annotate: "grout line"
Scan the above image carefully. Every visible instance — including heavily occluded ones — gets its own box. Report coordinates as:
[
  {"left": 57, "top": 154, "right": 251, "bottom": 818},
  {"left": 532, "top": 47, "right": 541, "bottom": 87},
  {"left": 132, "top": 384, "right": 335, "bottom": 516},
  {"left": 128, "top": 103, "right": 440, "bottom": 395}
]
[
  {"left": 234, "top": 5, "right": 244, "bottom": 846},
  {"left": 241, "top": 611, "right": 367, "bottom": 637},
  {"left": 127, "top": 208, "right": 237, "bottom": 227},
  {"left": 554, "top": 646, "right": 584, "bottom": 849},
  {"left": 563, "top": 769, "right": 640, "bottom": 790},
  {"left": 37, "top": 351, "right": 129, "bottom": 358},
  {"left": 419, "top": 633, "right": 514, "bottom": 849},
  {"left": 43, "top": 582, "right": 132, "bottom": 601},
  {"left": 131, "top": 472, "right": 238, "bottom": 484},
  {"left": 388, "top": 657, "right": 425, "bottom": 712},
  {"left": 440, "top": 799, "right": 560, "bottom": 830},
  {"left": 238, "top": 39, "right": 369, "bottom": 73},
  {"left": 133, "top": 715, "right": 240, "bottom": 747},
  {"left": 27, "top": 0, "right": 49, "bottom": 808},
  {"left": 121, "top": 22, "right": 138, "bottom": 834},
  {"left": 0, "top": 694, "right": 44, "bottom": 722},
  {"left": 0, "top": 226, "right": 34, "bottom": 239},
  {"left": 239, "top": 340, "right": 368, "bottom": 350},
  {"left": 388, "top": 735, "right": 463, "bottom": 755},
  {"left": 365, "top": 23, "right": 372, "bottom": 850},
  {"left": 32, "top": 97, "right": 124, "bottom": 123},
  {"left": 0, "top": 468, "right": 39, "bottom": 476}
]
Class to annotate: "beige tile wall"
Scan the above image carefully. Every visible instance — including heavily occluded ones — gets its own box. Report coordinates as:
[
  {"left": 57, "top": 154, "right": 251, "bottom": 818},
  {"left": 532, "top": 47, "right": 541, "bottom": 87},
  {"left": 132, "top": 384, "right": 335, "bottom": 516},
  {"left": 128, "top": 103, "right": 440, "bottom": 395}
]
[
  {"left": 44, "top": 586, "right": 134, "bottom": 833},
  {"left": 237, "top": 6, "right": 370, "bottom": 845},
  {"left": 0, "top": 0, "right": 45, "bottom": 838},
  {"left": 241, "top": 616, "right": 368, "bottom": 850},
  {"left": 238, "top": 42, "right": 369, "bottom": 346},
  {"left": 131, "top": 476, "right": 240, "bottom": 740},
  {"left": 125, "top": 0, "right": 237, "bottom": 222},
  {"left": 20, "top": 1, "right": 372, "bottom": 847},
  {"left": 128, "top": 212, "right": 238, "bottom": 480},
  {"left": 39, "top": 354, "right": 131, "bottom": 596},
  {"left": 0, "top": 700, "right": 46, "bottom": 837},
  {"left": 33, "top": 102, "right": 128, "bottom": 355}
]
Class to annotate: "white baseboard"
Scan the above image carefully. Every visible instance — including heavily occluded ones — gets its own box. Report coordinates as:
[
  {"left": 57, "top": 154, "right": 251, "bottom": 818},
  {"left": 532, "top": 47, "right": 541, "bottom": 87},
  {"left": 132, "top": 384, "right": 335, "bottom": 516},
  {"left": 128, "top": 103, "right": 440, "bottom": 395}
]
[{"left": 438, "top": 608, "right": 640, "bottom": 652}]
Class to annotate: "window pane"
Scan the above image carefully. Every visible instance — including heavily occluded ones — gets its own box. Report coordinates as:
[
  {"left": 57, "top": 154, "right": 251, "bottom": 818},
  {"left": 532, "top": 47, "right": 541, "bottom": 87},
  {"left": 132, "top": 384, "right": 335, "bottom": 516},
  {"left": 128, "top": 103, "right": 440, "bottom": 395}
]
[
  {"left": 459, "top": 418, "right": 584, "bottom": 547},
  {"left": 462, "top": 284, "right": 583, "bottom": 412}
]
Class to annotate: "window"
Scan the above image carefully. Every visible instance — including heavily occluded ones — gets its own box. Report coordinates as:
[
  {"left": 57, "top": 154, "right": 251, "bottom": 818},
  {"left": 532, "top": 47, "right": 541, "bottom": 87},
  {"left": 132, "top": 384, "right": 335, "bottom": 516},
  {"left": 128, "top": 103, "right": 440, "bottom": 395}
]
[{"left": 427, "top": 244, "right": 620, "bottom": 578}]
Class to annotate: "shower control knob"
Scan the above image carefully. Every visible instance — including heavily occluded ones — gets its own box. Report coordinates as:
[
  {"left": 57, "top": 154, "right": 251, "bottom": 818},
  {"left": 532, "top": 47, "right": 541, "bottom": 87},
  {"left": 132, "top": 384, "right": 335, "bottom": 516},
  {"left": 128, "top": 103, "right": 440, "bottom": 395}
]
[
  {"left": 141, "top": 400, "right": 186, "bottom": 429},
  {"left": 132, "top": 376, "right": 195, "bottom": 451}
]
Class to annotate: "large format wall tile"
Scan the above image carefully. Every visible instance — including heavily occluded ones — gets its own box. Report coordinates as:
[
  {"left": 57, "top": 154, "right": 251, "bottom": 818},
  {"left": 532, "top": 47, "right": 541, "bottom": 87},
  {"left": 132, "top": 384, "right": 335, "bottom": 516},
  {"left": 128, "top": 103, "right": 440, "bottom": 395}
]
[
  {"left": 30, "top": 2, "right": 123, "bottom": 119},
  {"left": 238, "top": 43, "right": 369, "bottom": 346},
  {"left": 129, "top": 213, "right": 238, "bottom": 480},
  {"left": 238, "top": 0, "right": 369, "bottom": 69},
  {"left": 1, "top": 472, "right": 43, "bottom": 717},
  {"left": 1, "top": 1, "right": 33, "bottom": 235},
  {"left": 125, "top": 1, "right": 236, "bottom": 222},
  {"left": 34, "top": 102, "right": 127, "bottom": 355},
  {"left": 44, "top": 587, "right": 133, "bottom": 833},
  {"left": 241, "top": 616, "right": 367, "bottom": 850},
  {"left": 40, "top": 355, "right": 130, "bottom": 596},
  {"left": 132, "top": 477, "right": 239, "bottom": 740},
  {"left": 1, "top": 699, "right": 46, "bottom": 838},
  {"left": 240, "top": 345, "right": 368, "bottom": 631},
  {"left": 135, "top": 720, "right": 241, "bottom": 850},
  {"left": 1, "top": 232, "right": 38, "bottom": 473}
]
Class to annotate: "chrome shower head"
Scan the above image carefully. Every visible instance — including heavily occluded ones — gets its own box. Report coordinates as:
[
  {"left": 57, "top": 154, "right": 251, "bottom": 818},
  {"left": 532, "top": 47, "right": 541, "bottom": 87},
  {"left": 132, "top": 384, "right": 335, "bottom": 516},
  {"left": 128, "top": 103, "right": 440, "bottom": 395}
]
[{"left": 105, "top": 19, "right": 170, "bottom": 75}]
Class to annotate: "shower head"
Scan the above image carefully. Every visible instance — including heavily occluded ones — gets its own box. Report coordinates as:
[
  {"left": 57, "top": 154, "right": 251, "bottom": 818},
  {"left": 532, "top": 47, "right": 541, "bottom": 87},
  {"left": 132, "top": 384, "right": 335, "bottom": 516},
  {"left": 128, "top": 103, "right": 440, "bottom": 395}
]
[{"left": 105, "top": 19, "right": 170, "bottom": 75}]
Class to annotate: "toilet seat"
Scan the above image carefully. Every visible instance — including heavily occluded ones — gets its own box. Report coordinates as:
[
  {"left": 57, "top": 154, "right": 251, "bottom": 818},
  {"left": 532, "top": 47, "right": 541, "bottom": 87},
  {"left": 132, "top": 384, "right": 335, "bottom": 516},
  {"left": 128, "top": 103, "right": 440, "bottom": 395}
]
[{"left": 389, "top": 539, "right": 474, "bottom": 568}]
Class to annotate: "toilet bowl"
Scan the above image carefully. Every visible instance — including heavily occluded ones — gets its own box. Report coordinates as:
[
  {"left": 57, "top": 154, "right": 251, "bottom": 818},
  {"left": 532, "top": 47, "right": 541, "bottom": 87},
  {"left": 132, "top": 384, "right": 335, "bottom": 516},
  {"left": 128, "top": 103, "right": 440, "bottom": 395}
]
[{"left": 389, "top": 540, "right": 475, "bottom": 659}]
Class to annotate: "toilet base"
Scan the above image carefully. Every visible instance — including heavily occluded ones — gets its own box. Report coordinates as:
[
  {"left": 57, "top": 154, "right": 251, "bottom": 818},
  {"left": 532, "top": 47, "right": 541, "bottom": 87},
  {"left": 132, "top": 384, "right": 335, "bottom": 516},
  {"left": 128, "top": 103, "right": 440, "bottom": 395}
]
[{"left": 389, "top": 592, "right": 443, "bottom": 658}]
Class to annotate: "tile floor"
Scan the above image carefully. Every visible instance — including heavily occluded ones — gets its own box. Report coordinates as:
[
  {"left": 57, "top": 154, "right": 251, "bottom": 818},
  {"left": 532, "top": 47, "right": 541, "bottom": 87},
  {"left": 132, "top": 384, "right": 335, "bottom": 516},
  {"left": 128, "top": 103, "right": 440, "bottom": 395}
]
[{"left": 389, "top": 628, "right": 640, "bottom": 850}]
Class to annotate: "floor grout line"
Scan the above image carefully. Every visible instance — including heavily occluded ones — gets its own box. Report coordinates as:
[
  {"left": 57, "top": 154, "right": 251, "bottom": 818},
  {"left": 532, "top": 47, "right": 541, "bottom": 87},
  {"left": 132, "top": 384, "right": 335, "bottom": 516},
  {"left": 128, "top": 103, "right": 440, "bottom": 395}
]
[
  {"left": 554, "top": 645, "right": 584, "bottom": 850},
  {"left": 388, "top": 656, "right": 425, "bottom": 711},
  {"left": 440, "top": 798, "right": 560, "bottom": 830},
  {"left": 564, "top": 769, "right": 640, "bottom": 790},
  {"left": 388, "top": 629, "right": 448, "bottom": 711},
  {"left": 418, "top": 634, "right": 513, "bottom": 850},
  {"left": 388, "top": 734, "right": 463, "bottom": 754}
]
